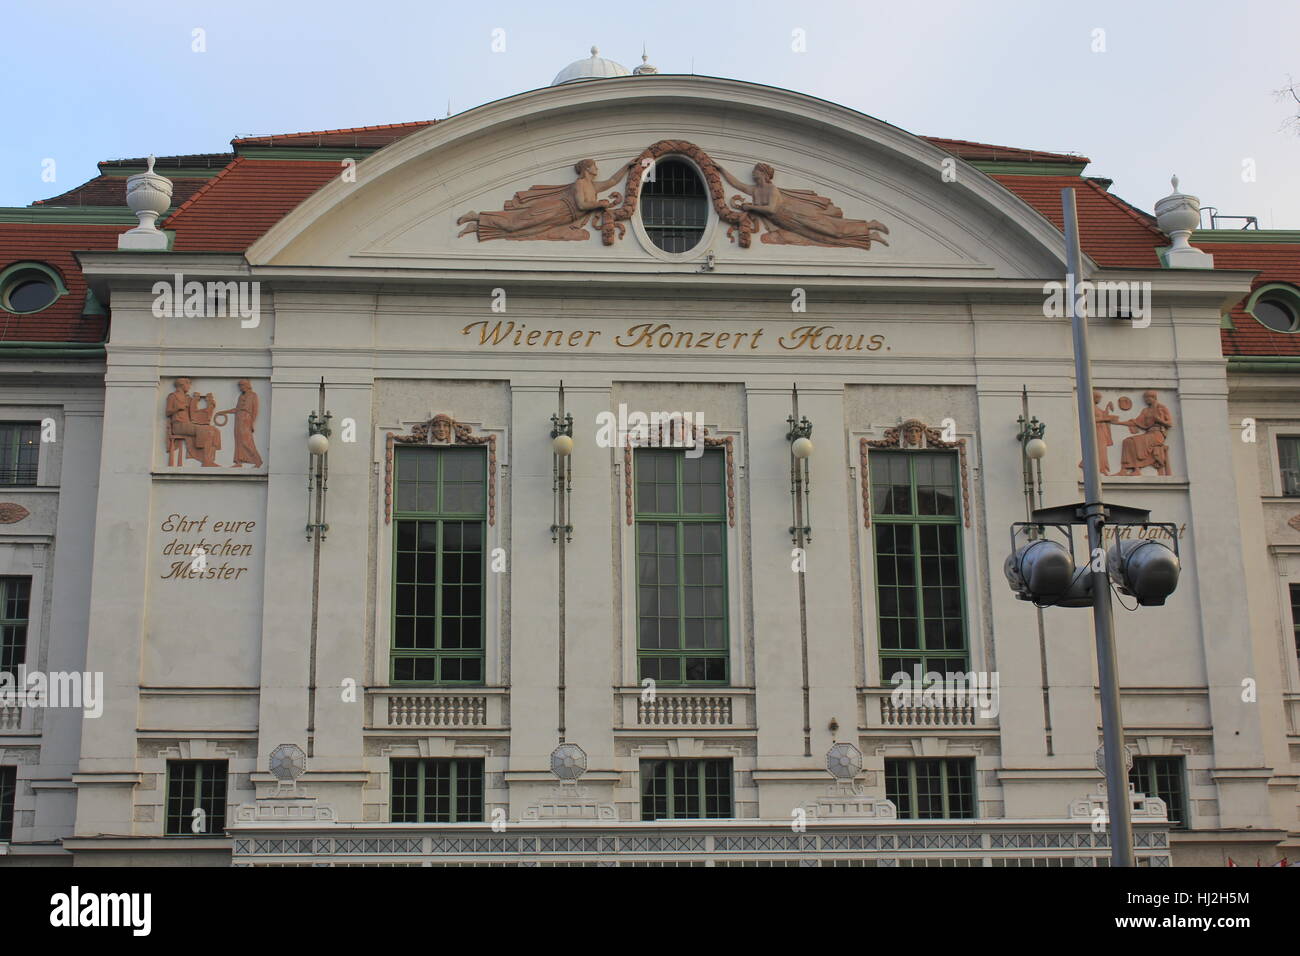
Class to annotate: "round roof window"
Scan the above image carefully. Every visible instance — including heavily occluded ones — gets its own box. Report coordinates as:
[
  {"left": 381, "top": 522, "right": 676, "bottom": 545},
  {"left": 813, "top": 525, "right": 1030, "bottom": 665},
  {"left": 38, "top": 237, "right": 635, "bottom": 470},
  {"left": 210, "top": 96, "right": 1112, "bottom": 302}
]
[
  {"left": 6, "top": 278, "right": 58, "bottom": 313},
  {"left": 0, "top": 263, "right": 66, "bottom": 315},
  {"left": 1252, "top": 296, "right": 1299, "bottom": 333}
]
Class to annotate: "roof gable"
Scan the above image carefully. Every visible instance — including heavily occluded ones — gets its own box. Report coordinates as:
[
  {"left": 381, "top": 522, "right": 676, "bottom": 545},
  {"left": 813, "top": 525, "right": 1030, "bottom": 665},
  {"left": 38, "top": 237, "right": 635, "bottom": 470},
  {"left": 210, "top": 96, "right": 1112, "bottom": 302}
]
[{"left": 246, "top": 77, "right": 1075, "bottom": 281}]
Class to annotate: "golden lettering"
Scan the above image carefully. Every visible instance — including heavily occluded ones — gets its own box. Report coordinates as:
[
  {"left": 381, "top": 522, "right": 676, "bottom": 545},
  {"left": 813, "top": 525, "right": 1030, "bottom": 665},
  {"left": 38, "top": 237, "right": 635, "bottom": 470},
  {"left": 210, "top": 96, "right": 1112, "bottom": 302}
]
[{"left": 462, "top": 320, "right": 886, "bottom": 353}]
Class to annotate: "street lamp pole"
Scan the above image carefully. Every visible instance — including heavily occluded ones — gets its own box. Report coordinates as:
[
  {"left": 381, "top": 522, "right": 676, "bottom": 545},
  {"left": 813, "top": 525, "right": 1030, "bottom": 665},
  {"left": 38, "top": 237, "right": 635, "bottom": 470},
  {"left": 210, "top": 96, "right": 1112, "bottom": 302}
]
[{"left": 1062, "top": 187, "right": 1134, "bottom": 866}]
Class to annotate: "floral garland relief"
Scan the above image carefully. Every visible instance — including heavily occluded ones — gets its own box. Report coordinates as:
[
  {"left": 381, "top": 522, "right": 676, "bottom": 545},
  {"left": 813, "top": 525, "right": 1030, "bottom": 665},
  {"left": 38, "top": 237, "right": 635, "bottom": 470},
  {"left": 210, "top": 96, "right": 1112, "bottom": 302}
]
[{"left": 457, "top": 140, "right": 888, "bottom": 252}]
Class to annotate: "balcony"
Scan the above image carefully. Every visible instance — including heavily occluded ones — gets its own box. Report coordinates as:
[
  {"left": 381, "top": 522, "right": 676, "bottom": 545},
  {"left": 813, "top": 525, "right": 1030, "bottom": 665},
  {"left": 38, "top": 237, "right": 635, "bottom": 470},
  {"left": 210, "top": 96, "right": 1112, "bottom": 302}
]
[
  {"left": 0, "top": 703, "right": 34, "bottom": 734},
  {"left": 617, "top": 688, "right": 754, "bottom": 730},
  {"left": 368, "top": 688, "right": 507, "bottom": 731},
  {"left": 0, "top": 704, "right": 22, "bottom": 732},
  {"left": 861, "top": 688, "right": 997, "bottom": 730}
]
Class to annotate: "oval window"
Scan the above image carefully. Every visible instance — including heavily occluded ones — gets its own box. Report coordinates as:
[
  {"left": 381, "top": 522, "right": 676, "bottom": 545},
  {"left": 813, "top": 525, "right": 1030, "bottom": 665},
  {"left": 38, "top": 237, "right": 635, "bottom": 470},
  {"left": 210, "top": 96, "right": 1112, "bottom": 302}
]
[
  {"left": 6, "top": 278, "right": 58, "bottom": 313},
  {"left": 1253, "top": 297, "right": 1299, "bottom": 333},
  {"left": 641, "top": 159, "right": 708, "bottom": 253},
  {"left": 0, "top": 263, "right": 66, "bottom": 315}
]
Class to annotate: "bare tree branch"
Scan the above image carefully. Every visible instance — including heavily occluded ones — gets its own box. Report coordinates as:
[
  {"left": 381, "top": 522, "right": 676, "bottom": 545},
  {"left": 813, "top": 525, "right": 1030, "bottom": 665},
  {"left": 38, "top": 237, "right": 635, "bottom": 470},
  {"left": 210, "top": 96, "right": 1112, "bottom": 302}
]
[{"left": 1274, "top": 75, "right": 1300, "bottom": 133}]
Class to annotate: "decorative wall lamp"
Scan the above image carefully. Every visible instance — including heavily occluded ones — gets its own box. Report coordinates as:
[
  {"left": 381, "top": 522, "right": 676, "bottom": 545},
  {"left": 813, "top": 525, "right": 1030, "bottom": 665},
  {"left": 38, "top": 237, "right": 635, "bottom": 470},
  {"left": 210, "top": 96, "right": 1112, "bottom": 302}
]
[
  {"left": 787, "top": 396, "right": 814, "bottom": 544},
  {"left": 550, "top": 383, "right": 574, "bottom": 543},
  {"left": 1015, "top": 386, "right": 1047, "bottom": 520},
  {"left": 306, "top": 378, "right": 332, "bottom": 541}
]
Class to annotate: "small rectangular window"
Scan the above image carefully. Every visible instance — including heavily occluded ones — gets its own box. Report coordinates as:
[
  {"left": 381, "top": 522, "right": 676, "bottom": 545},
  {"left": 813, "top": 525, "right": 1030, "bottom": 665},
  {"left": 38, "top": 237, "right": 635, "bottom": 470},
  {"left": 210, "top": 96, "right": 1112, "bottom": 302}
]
[
  {"left": 165, "top": 760, "right": 228, "bottom": 836},
  {"left": 1280, "top": 436, "right": 1300, "bottom": 496},
  {"left": 0, "top": 766, "right": 15, "bottom": 841},
  {"left": 0, "top": 577, "right": 32, "bottom": 682},
  {"left": 885, "top": 758, "right": 975, "bottom": 819},
  {"left": 1130, "top": 756, "right": 1187, "bottom": 829},
  {"left": 0, "top": 422, "right": 39, "bottom": 486},
  {"left": 390, "top": 758, "right": 484, "bottom": 823},
  {"left": 640, "top": 758, "right": 733, "bottom": 820}
]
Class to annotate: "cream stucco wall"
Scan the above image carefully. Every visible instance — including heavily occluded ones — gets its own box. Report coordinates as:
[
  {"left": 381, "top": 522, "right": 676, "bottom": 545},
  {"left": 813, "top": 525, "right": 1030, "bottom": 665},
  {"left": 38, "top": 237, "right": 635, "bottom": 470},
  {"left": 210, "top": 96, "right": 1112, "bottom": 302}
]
[{"left": 3, "top": 75, "right": 1295, "bottom": 866}]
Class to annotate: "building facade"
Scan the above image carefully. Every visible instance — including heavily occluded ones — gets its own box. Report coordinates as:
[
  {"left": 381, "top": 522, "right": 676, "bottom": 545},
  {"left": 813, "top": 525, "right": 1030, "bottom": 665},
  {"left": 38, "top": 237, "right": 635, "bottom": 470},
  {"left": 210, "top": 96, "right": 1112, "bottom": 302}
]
[{"left": 2, "top": 53, "right": 1298, "bottom": 866}]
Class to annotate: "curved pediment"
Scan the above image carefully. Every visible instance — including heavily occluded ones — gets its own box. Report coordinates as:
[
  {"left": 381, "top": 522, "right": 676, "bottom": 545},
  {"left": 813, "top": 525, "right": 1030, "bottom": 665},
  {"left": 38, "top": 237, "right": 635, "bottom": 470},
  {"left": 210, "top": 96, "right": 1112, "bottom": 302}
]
[{"left": 248, "top": 76, "right": 1071, "bottom": 280}]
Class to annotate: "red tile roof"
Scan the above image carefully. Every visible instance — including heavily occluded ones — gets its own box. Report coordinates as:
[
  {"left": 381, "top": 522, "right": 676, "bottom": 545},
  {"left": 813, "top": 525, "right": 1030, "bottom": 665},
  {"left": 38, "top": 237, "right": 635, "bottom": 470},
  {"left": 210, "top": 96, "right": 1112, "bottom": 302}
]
[
  {"left": 0, "top": 223, "right": 121, "bottom": 342},
  {"left": 99, "top": 154, "right": 233, "bottom": 170},
  {"left": 232, "top": 121, "right": 435, "bottom": 149},
  {"left": 1201, "top": 242, "right": 1300, "bottom": 356},
  {"left": 165, "top": 157, "right": 343, "bottom": 252},
  {"left": 925, "top": 137, "right": 1088, "bottom": 165},
  {"left": 35, "top": 176, "right": 211, "bottom": 208},
  {"left": 990, "top": 174, "right": 1166, "bottom": 268},
  {"left": 5, "top": 121, "right": 1299, "bottom": 358}
]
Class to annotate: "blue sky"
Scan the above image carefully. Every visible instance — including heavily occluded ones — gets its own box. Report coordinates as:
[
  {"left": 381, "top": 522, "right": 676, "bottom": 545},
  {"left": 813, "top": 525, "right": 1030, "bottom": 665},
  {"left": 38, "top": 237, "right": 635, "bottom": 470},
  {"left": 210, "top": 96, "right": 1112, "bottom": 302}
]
[{"left": 4, "top": 0, "right": 1298, "bottom": 225}]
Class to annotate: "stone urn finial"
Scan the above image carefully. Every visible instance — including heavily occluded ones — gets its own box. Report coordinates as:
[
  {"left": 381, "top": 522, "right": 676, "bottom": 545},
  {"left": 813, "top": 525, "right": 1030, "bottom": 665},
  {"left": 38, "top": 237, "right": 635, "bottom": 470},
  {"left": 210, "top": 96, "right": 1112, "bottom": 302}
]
[
  {"left": 119, "top": 153, "right": 174, "bottom": 250},
  {"left": 1154, "top": 173, "right": 1213, "bottom": 269}
]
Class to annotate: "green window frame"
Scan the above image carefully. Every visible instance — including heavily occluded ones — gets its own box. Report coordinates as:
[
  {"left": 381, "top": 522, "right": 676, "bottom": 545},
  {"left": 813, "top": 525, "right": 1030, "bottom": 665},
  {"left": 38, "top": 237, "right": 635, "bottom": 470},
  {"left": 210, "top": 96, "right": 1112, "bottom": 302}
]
[
  {"left": 634, "top": 448, "right": 728, "bottom": 685},
  {"left": 885, "top": 757, "right": 975, "bottom": 819},
  {"left": 164, "top": 760, "right": 228, "bottom": 836},
  {"left": 640, "top": 758, "right": 733, "bottom": 820},
  {"left": 0, "top": 766, "right": 14, "bottom": 841},
  {"left": 1291, "top": 584, "right": 1300, "bottom": 663},
  {"left": 1279, "top": 436, "right": 1300, "bottom": 496},
  {"left": 1130, "top": 756, "right": 1187, "bottom": 829},
  {"left": 870, "top": 450, "right": 968, "bottom": 680},
  {"left": 0, "top": 422, "right": 40, "bottom": 486},
  {"left": 0, "top": 577, "right": 31, "bottom": 681},
  {"left": 0, "top": 262, "right": 68, "bottom": 316},
  {"left": 391, "top": 758, "right": 484, "bottom": 823},
  {"left": 391, "top": 446, "right": 487, "bottom": 685}
]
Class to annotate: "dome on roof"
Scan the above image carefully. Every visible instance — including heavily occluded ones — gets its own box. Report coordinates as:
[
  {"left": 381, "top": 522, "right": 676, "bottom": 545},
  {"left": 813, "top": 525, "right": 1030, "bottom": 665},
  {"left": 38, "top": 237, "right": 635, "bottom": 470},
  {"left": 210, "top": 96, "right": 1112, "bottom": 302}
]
[{"left": 551, "top": 46, "right": 631, "bottom": 86}]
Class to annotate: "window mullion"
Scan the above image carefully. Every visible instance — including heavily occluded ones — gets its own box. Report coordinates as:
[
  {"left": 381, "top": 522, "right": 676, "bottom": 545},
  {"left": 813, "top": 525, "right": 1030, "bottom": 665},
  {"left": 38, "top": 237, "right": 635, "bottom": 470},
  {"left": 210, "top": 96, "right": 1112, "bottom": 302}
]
[
  {"left": 908, "top": 458, "right": 925, "bottom": 665},
  {"left": 448, "top": 761, "right": 457, "bottom": 823},
  {"left": 696, "top": 760, "right": 705, "bottom": 815},
  {"left": 912, "top": 524, "right": 927, "bottom": 660},
  {"left": 676, "top": 453, "right": 684, "bottom": 515},
  {"left": 677, "top": 519, "right": 687, "bottom": 674},
  {"left": 908, "top": 454, "right": 919, "bottom": 516}
]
